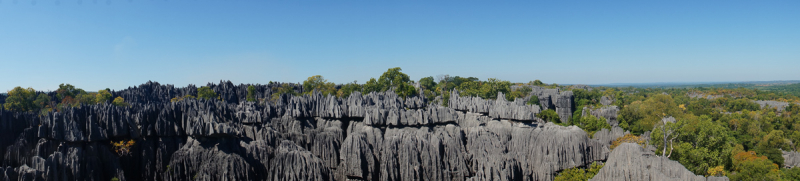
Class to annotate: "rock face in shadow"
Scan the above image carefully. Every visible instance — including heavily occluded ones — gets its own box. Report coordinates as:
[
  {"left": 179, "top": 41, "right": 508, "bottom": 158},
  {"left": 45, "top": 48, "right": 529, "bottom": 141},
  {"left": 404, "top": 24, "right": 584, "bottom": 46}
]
[
  {"left": 590, "top": 143, "right": 728, "bottom": 181},
  {"left": 0, "top": 81, "right": 608, "bottom": 181}
]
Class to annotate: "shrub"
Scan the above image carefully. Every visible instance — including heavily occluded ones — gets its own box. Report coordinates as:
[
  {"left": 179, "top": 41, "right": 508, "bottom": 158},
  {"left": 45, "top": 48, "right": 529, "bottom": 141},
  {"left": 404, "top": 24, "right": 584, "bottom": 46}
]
[
  {"left": 171, "top": 95, "right": 195, "bottom": 102},
  {"left": 95, "top": 89, "right": 113, "bottom": 103},
  {"left": 197, "top": 87, "right": 217, "bottom": 100},
  {"left": 707, "top": 165, "right": 726, "bottom": 176},
  {"left": 112, "top": 140, "right": 135, "bottom": 156},
  {"left": 3, "top": 87, "right": 38, "bottom": 112},
  {"left": 729, "top": 151, "right": 782, "bottom": 180},
  {"left": 112, "top": 97, "right": 128, "bottom": 107},
  {"left": 303, "top": 75, "right": 336, "bottom": 96},
  {"left": 554, "top": 162, "right": 604, "bottom": 181},
  {"left": 247, "top": 85, "right": 257, "bottom": 102},
  {"left": 527, "top": 95, "right": 540, "bottom": 106},
  {"left": 270, "top": 83, "right": 298, "bottom": 103},
  {"left": 537, "top": 109, "right": 561, "bottom": 123},
  {"left": 610, "top": 134, "right": 646, "bottom": 149}
]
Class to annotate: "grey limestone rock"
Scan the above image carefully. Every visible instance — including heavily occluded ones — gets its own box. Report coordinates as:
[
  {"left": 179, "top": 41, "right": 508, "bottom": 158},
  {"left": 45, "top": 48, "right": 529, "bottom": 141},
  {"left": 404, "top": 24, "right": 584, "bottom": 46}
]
[
  {"left": 269, "top": 140, "right": 333, "bottom": 181},
  {"left": 0, "top": 81, "right": 644, "bottom": 181},
  {"left": 600, "top": 95, "right": 613, "bottom": 106},
  {"left": 590, "top": 143, "right": 727, "bottom": 181},
  {"left": 783, "top": 150, "right": 800, "bottom": 168},
  {"left": 592, "top": 126, "right": 625, "bottom": 147},
  {"left": 582, "top": 106, "right": 620, "bottom": 127},
  {"left": 754, "top": 100, "right": 790, "bottom": 112},
  {"left": 489, "top": 92, "right": 541, "bottom": 122},
  {"left": 165, "top": 137, "right": 256, "bottom": 181}
]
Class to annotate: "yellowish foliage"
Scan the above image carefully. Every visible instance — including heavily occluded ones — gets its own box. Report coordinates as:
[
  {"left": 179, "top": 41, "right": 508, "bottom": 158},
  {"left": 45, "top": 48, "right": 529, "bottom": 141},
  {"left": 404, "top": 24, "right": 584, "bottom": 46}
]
[
  {"left": 170, "top": 95, "right": 196, "bottom": 102},
  {"left": 610, "top": 134, "right": 646, "bottom": 149},
  {"left": 112, "top": 140, "right": 135, "bottom": 156},
  {"left": 707, "top": 165, "right": 725, "bottom": 176}
]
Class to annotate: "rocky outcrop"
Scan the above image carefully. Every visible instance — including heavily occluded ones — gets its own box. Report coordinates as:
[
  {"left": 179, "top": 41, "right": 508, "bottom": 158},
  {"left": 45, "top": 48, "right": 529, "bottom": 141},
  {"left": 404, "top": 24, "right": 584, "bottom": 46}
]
[
  {"left": 590, "top": 143, "right": 727, "bottom": 181},
  {"left": 0, "top": 81, "right": 606, "bottom": 181},
  {"left": 582, "top": 106, "right": 620, "bottom": 127},
  {"left": 600, "top": 96, "right": 613, "bottom": 106},
  {"left": 754, "top": 100, "right": 790, "bottom": 112},
  {"left": 592, "top": 126, "right": 626, "bottom": 146},
  {"left": 783, "top": 151, "right": 800, "bottom": 168}
]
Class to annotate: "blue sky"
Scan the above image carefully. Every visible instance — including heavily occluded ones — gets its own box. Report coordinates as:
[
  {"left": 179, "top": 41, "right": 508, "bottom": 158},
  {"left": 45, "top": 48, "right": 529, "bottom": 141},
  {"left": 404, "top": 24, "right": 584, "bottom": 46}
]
[{"left": 1, "top": 0, "right": 798, "bottom": 91}]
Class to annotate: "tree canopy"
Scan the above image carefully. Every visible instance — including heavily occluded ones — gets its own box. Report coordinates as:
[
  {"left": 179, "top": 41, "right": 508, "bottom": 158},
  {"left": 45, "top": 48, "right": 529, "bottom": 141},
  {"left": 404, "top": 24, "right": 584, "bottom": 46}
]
[{"left": 197, "top": 87, "right": 217, "bottom": 100}]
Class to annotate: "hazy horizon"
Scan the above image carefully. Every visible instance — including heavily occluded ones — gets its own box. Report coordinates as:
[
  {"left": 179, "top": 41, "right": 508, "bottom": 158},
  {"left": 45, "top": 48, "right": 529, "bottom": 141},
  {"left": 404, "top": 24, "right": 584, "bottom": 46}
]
[{"left": 2, "top": 0, "right": 798, "bottom": 91}]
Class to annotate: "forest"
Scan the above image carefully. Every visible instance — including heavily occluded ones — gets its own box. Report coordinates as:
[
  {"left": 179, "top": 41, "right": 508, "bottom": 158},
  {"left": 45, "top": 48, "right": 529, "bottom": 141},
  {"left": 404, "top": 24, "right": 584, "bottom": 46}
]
[{"left": 2, "top": 67, "right": 800, "bottom": 181}]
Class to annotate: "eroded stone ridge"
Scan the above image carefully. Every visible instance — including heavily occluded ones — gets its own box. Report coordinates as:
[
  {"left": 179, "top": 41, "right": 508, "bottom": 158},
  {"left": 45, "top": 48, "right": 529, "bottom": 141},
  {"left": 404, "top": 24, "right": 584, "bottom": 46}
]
[
  {"left": 0, "top": 81, "right": 697, "bottom": 181},
  {"left": 590, "top": 143, "right": 728, "bottom": 181}
]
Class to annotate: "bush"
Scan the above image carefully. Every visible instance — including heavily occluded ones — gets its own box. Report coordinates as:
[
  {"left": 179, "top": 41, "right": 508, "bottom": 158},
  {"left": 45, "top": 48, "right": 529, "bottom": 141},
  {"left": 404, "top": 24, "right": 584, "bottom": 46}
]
[
  {"left": 112, "top": 97, "right": 128, "bottom": 107},
  {"left": 4, "top": 87, "right": 39, "bottom": 112},
  {"left": 554, "top": 162, "right": 604, "bottom": 181},
  {"left": 508, "top": 85, "right": 532, "bottom": 101},
  {"left": 574, "top": 114, "right": 611, "bottom": 137},
  {"left": 537, "top": 109, "right": 561, "bottom": 123},
  {"left": 611, "top": 134, "right": 646, "bottom": 149},
  {"left": 171, "top": 95, "right": 195, "bottom": 102},
  {"left": 112, "top": 140, "right": 135, "bottom": 156},
  {"left": 527, "top": 95, "right": 540, "bottom": 106},
  {"left": 197, "top": 87, "right": 217, "bottom": 100},
  {"left": 247, "top": 85, "right": 257, "bottom": 102},
  {"left": 338, "top": 82, "right": 362, "bottom": 98},
  {"left": 707, "top": 165, "right": 726, "bottom": 176},
  {"left": 303, "top": 75, "right": 336, "bottom": 96},
  {"left": 729, "top": 151, "right": 782, "bottom": 180},
  {"left": 95, "top": 89, "right": 113, "bottom": 103},
  {"left": 270, "top": 83, "right": 298, "bottom": 103}
]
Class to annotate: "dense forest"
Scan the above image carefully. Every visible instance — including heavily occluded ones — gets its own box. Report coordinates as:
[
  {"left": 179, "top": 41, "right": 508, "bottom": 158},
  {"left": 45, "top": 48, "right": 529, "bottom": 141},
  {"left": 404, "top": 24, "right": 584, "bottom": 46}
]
[{"left": 2, "top": 67, "right": 800, "bottom": 180}]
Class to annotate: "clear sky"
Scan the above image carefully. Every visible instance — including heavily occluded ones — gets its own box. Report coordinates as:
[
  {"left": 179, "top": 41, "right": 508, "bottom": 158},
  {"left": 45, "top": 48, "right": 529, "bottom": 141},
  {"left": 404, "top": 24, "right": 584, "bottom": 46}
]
[{"left": 1, "top": 0, "right": 798, "bottom": 91}]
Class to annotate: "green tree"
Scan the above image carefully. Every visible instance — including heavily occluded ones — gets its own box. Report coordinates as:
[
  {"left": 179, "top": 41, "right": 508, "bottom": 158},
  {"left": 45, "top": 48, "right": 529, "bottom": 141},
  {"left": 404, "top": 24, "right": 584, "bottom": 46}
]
[
  {"left": 34, "top": 93, "right": 51, "bottom": 111},
  {"left": 756, "top": 130, "right": 789, "bottom": 166},
  {"left": 302, "top": 75, "right": 337, "bottom": 96},
  {"left": 729, "top": 150, "right": 782, "bottom": 181},
  {"left": 377, "top": 67, "right": 411, "bottom": 92},
  {"left": 197, "top": 87, "right": 217, "bottom": 100},
  {"left": 270, "top": 83, "right": 298, "bottom": 103},
  {"left": 4, "top": 87, "right": 39, "bottom": 112},
  {"left": 361, "top": 67, "right": 417, "bottom": 98},
  {"left": 652, "top": 115, "right": 734, "bottom": 175},
  {"left": 537, "top": 109, "right": 561, "bottom": 124},
  {"left": 554, "top": 162, "right": 604, "bottom": 181},
  {"left": 509, "top": 86, "right": 532, "bottom": 102},
  {"left": 76, "top": 93, "right": 96, "bottom": 105},
  {"left": 530, "top": 80, "right": 545, "bottom": 86},
  {"left": 96, "top": 89, "right": 113, "bottom": 103},
  {"left": 618, "top": 94, "right": 682, "bottom": 134},
  {"left": 112, "top": 97, "right": 128, "bottom": 107},
  {"left": 527, "top": 95, "right": 540, "bottom": 106},
  {"left": 55, "top": 83, "right": 85, "bottom": 101},
  {"left": 362, "top": 78, "right": 381, "bottom": 93},
  {"left": 784, "top": 167, "right": 800, "bottom": 181},
  {"left": 419, "top": 76, "right": 437, "bottom": 90},
  {"left": 574, "top": 114, "right": 611, "bottom": 137},
  {"left": 481, "top": 78, "right": 511, "bottom": 100},
  {"left": 338, "top": 82, "right": 363, "bottom": 98},
  {"left": 247, "top": 85, "right": 257, "bottom": 102}
]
